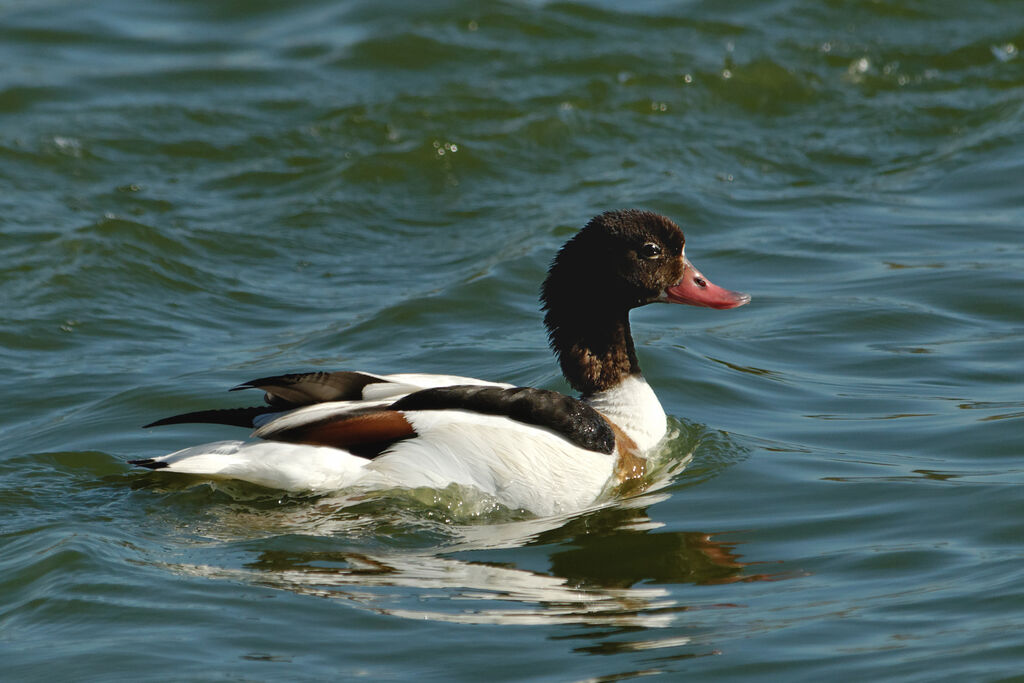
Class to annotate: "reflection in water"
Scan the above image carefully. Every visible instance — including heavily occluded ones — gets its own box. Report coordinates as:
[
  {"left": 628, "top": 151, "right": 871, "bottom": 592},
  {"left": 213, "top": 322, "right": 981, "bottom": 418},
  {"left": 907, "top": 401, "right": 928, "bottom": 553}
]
[{"left": 160, "top": 492, "right": 780, "bottom": 628}]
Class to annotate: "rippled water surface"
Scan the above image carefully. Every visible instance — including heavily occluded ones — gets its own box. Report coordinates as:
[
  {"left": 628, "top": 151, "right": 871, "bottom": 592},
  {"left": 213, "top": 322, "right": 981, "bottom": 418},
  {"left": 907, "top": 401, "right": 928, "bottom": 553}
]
[{"left": 2, "top": 0, "right": 1023, "bottom": 680}]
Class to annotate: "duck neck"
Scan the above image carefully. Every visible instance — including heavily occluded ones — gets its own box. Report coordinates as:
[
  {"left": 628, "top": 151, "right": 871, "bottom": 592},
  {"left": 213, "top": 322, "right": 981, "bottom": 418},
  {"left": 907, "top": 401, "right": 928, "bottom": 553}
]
[{"left": 544, "top": 303, "right": 642, "bottom": 396}]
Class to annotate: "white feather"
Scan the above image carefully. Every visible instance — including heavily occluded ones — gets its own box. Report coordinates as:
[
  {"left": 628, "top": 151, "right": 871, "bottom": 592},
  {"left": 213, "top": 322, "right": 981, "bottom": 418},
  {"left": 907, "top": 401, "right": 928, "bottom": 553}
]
[
  {"left": 376, "top": 373, "right": 515, "bottom": 389},
  {"left": 362, "top": 411, "right": 616, "bottom": 516},
  {"left": 585, "top": 375, "right": 667, "bottom": 451},
  {"left": 151, "top": 440, "right": 369, "bottom": 492},
  {"left": 360, "top": 373, "right": 513, "bottom": 400}
]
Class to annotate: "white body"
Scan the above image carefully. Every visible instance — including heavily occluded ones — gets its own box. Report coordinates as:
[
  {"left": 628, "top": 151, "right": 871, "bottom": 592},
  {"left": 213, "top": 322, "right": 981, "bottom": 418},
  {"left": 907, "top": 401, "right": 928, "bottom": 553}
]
[{"left": 145, "top": 373, "right": 667, "bottom": 516}]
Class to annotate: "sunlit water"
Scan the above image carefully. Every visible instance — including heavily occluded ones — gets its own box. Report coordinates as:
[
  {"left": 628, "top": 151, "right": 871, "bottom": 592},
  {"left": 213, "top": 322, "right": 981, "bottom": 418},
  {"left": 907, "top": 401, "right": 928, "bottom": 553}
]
[{"left": 2, "top": 0, "right": 1022, "bottom": 680}]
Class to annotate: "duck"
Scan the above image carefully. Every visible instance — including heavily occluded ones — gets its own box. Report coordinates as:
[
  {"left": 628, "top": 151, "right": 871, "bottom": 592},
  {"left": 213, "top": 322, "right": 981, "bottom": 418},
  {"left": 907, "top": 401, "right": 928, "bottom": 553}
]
[{"left": 132, "top": 210, "right": 750, "bottom": 516}]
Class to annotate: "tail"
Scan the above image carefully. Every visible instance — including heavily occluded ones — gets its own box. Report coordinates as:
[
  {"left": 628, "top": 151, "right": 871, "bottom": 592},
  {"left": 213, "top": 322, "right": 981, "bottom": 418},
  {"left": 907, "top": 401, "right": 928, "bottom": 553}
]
[{"left": 129, "top": 440, "right": 370, "bottom": 493}]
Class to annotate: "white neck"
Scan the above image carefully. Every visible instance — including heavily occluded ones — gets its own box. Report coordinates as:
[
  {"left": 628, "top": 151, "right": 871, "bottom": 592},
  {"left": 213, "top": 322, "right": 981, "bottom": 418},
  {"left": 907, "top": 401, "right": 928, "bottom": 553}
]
[{"left": 583, "top": 374, "right": 667, "bottom": 452}]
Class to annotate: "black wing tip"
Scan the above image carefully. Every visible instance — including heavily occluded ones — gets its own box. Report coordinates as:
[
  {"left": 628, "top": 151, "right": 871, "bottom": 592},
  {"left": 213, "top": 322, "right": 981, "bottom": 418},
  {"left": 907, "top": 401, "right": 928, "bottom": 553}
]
[
  {"left": 142, "top": 406, "right": 274, "bottom": 429},
  {"left": 142, "top": 416, "right": 181, "bottom": 428},
  {"left": 128, "top": 458, "right": 169, "bottom": 470}
]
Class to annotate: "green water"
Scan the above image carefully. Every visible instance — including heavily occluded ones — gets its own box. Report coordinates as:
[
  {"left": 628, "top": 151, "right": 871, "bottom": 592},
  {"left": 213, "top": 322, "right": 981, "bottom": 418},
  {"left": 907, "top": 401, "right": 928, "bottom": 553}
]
[{"left": 2, "top": 0, "right": 1023, "bottom": 679}]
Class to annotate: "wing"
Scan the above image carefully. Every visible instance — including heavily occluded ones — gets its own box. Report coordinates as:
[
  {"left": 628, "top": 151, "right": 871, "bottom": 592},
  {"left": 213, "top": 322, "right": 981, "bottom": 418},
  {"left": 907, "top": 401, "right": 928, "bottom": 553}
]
[
  {"left": 253, "top": 385, "right": 616, "bottom": 456},
  {"left": 143, "top": 370, "right": 514, "bottom": 430}
]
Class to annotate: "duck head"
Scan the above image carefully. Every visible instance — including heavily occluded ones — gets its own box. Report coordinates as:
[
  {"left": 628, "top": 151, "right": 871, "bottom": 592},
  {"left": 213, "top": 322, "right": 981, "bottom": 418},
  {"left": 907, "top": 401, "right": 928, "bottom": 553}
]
[
  {"left": 542, "top": 209, "right": 750, "bottom": 314},
  {"left": 541, "top": 210, "right": 750, "bottom": 394}
]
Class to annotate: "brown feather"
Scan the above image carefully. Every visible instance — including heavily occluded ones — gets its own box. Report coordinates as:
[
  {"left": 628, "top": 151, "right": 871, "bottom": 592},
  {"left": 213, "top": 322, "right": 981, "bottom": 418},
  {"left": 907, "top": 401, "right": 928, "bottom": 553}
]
[
  {"left": 602, "top": 414, "right": 646, "bottom": 485},
  {"left": 231, "top": 371, "right": 388, "bottom": 407},
  {"left": 272, "top": 410, "right": 417, "bottom": 456}
]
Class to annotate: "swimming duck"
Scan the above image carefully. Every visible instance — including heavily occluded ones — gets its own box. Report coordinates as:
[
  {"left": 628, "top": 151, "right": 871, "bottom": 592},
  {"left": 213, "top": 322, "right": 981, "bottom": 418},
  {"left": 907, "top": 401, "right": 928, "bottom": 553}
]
[{"left": 133, "top": 210, "right": 750, "bottom": 515}]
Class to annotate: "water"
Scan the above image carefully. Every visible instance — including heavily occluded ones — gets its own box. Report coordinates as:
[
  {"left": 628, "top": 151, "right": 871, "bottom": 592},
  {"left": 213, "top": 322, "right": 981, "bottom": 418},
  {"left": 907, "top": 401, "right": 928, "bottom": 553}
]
[{"left": 2, "top": 0, "right": 1022, "bottom": 679}]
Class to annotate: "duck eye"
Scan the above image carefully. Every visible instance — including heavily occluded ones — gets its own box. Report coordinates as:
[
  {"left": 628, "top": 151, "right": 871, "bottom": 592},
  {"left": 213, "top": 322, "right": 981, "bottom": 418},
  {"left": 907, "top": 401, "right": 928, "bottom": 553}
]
[{"left": 638, "top": 242, "right": 662, "bottom": 259}]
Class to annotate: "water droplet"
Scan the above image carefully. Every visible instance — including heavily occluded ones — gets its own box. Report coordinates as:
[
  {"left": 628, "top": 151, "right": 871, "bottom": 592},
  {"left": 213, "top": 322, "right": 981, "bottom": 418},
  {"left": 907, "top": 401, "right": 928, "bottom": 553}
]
[
  {"left": 847, "top": 57, "right": 870, "bottom": 81},
  {"left": 52, "top": 136, "right": 83, "bottom": 157},
  {"left": 991, "top": 43, "right": 1018, "bottom": 62}
]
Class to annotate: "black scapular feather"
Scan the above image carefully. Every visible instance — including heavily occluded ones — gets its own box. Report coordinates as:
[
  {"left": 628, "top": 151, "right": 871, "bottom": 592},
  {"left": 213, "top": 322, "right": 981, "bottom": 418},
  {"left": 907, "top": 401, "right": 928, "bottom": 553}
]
[{"left": 391, "top": 385, "right": 616, "bottom": 454}]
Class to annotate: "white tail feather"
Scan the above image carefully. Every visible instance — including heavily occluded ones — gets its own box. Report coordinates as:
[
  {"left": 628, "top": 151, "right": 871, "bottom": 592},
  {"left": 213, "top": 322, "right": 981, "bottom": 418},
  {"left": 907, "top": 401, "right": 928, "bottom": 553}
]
[{"left": 151, "top": 440, "right": 369, "bottom": 492}]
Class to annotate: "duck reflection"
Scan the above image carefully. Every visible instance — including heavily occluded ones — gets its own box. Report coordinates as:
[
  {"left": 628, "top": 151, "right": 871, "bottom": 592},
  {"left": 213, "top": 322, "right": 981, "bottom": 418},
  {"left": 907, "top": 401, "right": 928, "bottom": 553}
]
[{"left": 163, "top": 491, "right": 778, "bottom": 628}]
